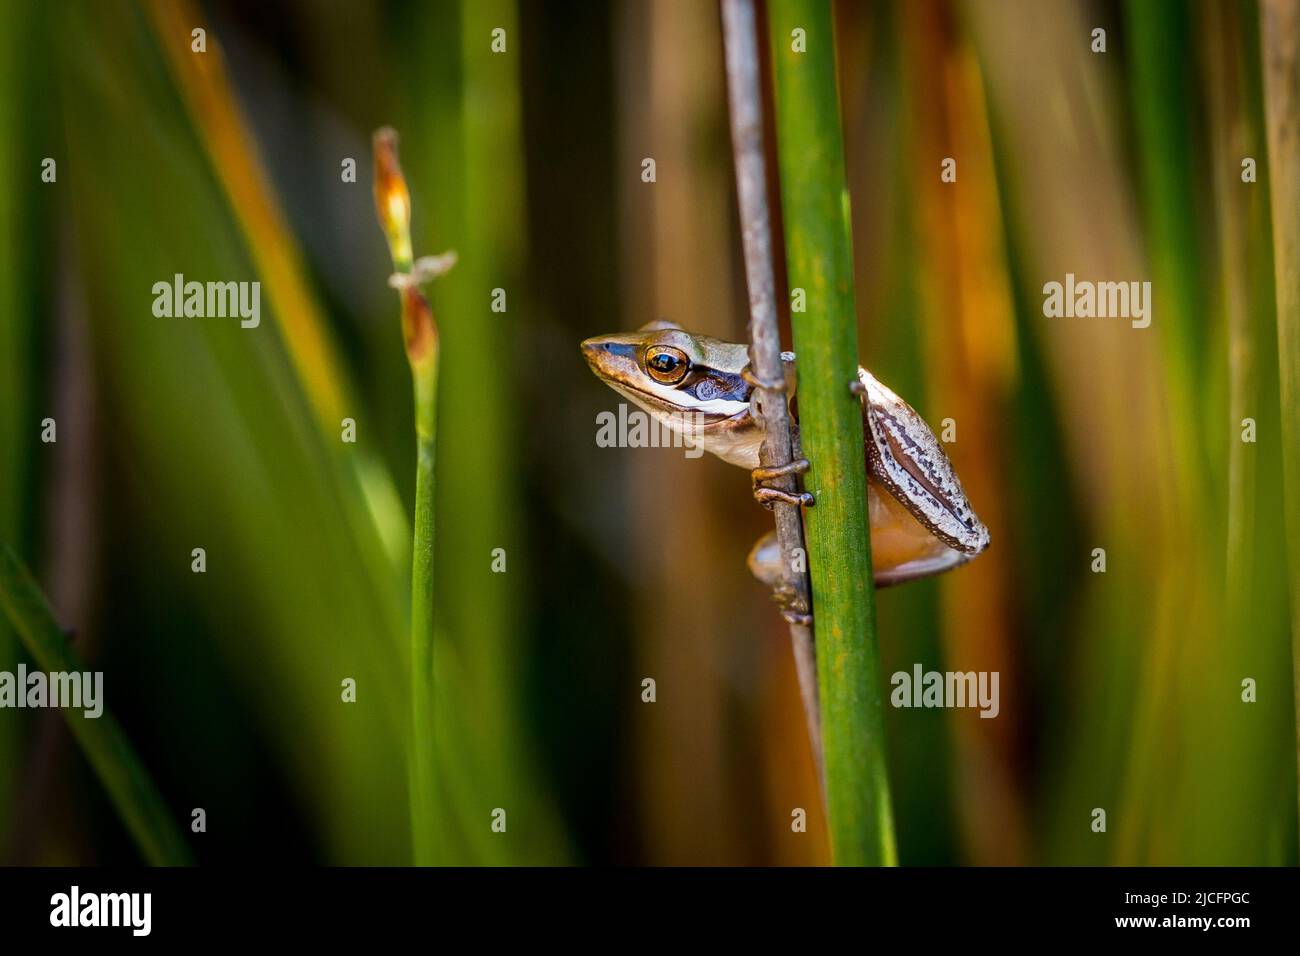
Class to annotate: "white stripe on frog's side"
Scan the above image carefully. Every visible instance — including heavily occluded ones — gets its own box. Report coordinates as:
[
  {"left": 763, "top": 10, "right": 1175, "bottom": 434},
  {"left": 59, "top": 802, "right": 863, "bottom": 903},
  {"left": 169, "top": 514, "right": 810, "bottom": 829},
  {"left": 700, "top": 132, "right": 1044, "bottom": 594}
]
[{"left": 858, "top": 367, "right": 990, "bottom": 555}]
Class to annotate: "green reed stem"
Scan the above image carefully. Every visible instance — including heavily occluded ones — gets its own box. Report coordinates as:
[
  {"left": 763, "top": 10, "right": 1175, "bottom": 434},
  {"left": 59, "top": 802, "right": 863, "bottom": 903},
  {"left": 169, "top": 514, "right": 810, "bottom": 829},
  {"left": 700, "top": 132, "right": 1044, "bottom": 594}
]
[
  {"left": 409, "top": 390, "right": 438, "bottom": 865},
  {"left": 374, "top": 128, "right": 444, "bottom": 865},
  {"left": 768, "top": 0, "right": 896, "bottom": 866}
]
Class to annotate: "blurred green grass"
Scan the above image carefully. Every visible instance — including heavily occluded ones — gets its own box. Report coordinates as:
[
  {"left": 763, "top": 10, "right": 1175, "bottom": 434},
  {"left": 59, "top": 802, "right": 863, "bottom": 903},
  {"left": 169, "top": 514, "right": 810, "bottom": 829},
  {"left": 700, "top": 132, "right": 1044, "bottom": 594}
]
[{"left": 0, "top": 0, "right": 51, "bottom": 848}]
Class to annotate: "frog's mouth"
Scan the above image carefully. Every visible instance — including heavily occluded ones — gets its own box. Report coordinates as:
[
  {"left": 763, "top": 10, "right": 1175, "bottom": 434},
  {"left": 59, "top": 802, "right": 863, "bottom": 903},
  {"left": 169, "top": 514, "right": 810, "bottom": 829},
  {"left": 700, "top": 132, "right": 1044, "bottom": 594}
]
[{"left": 604, "top": 379, "right": 748, "bottom": 429}]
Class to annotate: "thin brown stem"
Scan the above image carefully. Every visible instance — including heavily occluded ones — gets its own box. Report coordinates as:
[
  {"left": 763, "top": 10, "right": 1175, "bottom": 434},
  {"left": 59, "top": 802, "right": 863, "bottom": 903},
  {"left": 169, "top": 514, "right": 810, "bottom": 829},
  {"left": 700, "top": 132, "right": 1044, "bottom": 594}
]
[{"left": 720, "top": 0, "right": 822, "bottom": 787}]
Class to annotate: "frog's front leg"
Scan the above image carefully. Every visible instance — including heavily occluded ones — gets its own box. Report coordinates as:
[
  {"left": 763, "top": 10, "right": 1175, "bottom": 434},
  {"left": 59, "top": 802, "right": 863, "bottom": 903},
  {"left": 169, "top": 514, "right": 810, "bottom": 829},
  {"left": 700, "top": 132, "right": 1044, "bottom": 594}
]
[
  {"left": 743, "top": 364, "right": 813, "bottom": 508},
  {"left": 747, "top": 531, "right": 813, "bottom": 626},
  {"left": 751, "top": 458, "right": 813, "bottom": 508}
]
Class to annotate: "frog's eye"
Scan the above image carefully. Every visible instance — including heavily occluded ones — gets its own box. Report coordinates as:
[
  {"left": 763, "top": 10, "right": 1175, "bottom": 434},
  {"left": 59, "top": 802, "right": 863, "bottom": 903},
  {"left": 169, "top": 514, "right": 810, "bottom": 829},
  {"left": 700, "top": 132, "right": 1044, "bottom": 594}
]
[{"left": 645, "top": 346, "right": 689, "bottom": 385}]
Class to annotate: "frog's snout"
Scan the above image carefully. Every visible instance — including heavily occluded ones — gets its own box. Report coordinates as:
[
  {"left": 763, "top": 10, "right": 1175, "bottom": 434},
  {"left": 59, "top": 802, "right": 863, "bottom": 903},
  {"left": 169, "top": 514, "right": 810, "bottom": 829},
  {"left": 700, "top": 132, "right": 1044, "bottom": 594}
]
[{"left": 581, "top": 335, "right": 638, "bottom": 374}]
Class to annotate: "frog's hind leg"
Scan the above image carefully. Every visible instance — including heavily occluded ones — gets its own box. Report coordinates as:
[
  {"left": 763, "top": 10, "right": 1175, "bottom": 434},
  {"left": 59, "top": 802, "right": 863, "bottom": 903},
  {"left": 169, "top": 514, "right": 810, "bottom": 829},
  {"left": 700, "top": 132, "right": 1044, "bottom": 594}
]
[{"left": 855, "top": 367, "right": 990, "bottom": 557}]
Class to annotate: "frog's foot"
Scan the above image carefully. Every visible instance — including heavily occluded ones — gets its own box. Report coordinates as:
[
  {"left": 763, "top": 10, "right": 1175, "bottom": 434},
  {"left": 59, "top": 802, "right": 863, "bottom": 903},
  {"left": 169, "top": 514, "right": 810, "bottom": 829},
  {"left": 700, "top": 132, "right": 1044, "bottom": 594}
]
[
  {"left": 751, "top": 458, "right": 813, "bottom": 509},
  {"left": 772, "top": 583, "right": 813, "bottom": 627}
]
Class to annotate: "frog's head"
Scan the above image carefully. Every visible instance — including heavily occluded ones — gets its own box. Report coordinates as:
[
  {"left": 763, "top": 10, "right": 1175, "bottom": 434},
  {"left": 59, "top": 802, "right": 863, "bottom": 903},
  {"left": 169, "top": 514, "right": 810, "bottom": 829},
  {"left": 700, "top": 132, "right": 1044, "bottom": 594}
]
[
  {"left": 581, "top": 320, "right": 767, "bottom": 467},
  {"left": 581, "top": 320, "right": 755, "bottom": 427}
]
